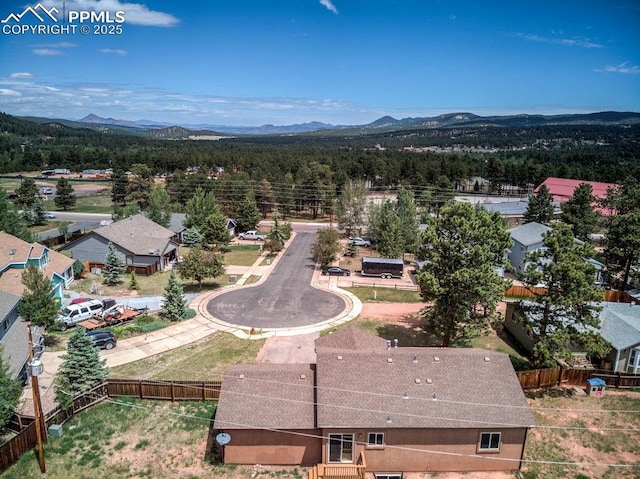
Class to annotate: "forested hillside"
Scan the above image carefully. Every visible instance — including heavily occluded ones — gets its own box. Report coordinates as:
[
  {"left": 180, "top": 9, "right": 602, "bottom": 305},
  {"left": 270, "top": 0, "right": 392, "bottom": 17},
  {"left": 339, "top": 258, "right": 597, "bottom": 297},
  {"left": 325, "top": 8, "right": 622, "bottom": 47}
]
[{"left": 1, "top": 112, "right": 638, "bottom": 189}]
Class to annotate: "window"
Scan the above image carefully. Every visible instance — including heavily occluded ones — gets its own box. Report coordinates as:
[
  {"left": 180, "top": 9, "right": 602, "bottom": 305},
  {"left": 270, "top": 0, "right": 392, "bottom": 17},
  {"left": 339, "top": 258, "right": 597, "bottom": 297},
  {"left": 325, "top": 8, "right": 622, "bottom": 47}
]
[
  {"left": 374, "top": 475, "right": 402, "bottom": 479},
  {"left": 328, "top": 434, "right": 354, "bottom": 463},
  {"left": 479, "top": 432, "right": 501, "bottom": 452},
  {"left": 367, "top": 432, "right": 384, "bottom": 448}
]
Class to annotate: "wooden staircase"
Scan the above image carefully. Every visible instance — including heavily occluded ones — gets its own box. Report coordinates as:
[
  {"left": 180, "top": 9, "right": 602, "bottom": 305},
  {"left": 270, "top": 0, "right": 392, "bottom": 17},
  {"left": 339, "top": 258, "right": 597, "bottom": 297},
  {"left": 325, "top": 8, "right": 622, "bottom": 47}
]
[{"left": 308, "top": 452, "right": 366, "bottom": 479}]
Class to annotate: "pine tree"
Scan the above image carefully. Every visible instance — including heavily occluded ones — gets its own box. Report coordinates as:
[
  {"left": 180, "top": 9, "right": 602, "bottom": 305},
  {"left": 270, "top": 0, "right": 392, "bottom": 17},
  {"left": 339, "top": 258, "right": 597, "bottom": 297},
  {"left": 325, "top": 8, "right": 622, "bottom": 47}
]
[
  {"left": 561, "top": 183, "right": 600, "bottom": 242},
  {"left": 336, "top": 179, "right": 368, "bottom": 234},
  {"left": 111, "top": 168, "right": 128, "bottom": 206},
  {"left": 395, "top": 187, "right": 418, "bottom": 254},
  {"left": 235, "top": 191, "right": 260, "bottom": 233},
  {"left": 129, "top": 270, "right": 139, "bottom": 290},
  {"left": 18, "top": 264, "right": 59, "bottom": 329},
  {"left": 524, "top": 184, "right": 555, "bottom": 225},
  {"left": 376, "top": 200, "right": 403, "bottom": 258},
  {"left": 182, "top": 227, "right": 204, "bottom": 247},
  {"left": 416, "top": 202, "right": 512, "bottom": 347},
  {"left": 0, "top": 345, "right": 22, "bottom": 429},
  {"left": 54, "top": 327, "right": 108, "bottom": 409},
  {"left": 31, "top": 197, "right": 47, "bottom": 226},
  {"left": 519, "top": 223, "right": 609, "bottom": 367},
  {"left": 162, "top": 270, "right": 186, "bottom": 321},
  {"left": 103, "top": 242, "right": 126, "bottom": 285},
  {"left": 15, "top": 176, "right": 38, "bottom": 209},
  {"left": 0, "top": 187, "right": 32, "bottom": 242},
  {"left": 54, "top": 177, "right": 76, "bottom": 211}
]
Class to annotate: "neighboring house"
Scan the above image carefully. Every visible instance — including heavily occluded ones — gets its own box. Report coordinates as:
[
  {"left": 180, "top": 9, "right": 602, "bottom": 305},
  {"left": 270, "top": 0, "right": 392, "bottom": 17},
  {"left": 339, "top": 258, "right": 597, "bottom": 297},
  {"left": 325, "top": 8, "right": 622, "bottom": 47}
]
[
  {"left": 61, "top": 214, "right": 179, "bottom": 273},
  {"left": 142, "top": 213, "right": 237, "bottom": 244},
  {"left": 534, "top": 177, "right": 618, "bottom": 216},
  {"left": 0, "top": 231, "right": 69, "bottom": 381},
  {"left": 507, "top": 222, "right": 603, "bottom": 284},
  {"left": 0, "top": 231, "right": 74, "bottom": 300},
  {"left": 481, "top": 200, "right": 561, "bottom": 227},
  {"left": 504, "top": 301, "right": 640, "bottom": 373},
  {"left": 214, "top": 327, "right": 535, "bottom": 474}
]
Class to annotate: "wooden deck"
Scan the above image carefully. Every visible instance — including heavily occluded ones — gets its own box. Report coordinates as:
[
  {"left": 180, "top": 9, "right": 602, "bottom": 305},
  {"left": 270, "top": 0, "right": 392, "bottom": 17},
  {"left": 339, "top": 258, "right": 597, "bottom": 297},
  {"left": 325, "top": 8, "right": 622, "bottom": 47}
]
[{"left": 309, "top": 452, "right": 366, "bottom": 479}]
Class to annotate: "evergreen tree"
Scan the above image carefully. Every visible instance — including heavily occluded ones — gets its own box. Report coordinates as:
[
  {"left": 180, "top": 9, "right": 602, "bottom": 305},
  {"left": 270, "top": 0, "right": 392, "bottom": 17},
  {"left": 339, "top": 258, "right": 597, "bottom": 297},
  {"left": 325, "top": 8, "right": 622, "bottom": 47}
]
[
  {"left": 128, "top": 270, "right": 139, "bottom": 290},
  {"left": 0, "top": 188, "right": 32, "bottom": 241},
  {"left": 31, "top": 197, "right": 47, "bottom": 226},
  {"left": 177, "top": 247, "right": 225, "bottom": 289},
  {"left": 182, "top": 227, "right": 204, "bottom": 247},
  {"left": 0, "top": 344, "right": 23, "bottom": 429},
  {"left": 103, "top": 242, "right": 126, "bottom": 285},
  {"left": 375, "top": 200, "right": 403, "bottom": 258},
  {"left": 431, "top": 176, "right": 455, "bottom": 217},
  {"left": 524, "top": 184, "right": 555, "bottom": 225},
  {"left": 126, "top": 163, "right": 154, "bottom": 210},
  {"left": 603, "top": 177, "right": 640, "bottom": 289},
  {"left": 73, "top": 259, "right": 85, "bottom": 279},
  {"left": 18, "top": 264, "right": 59, "bottom": 329},
  {"left": 146, "top": 184, "right": 172, "bottom": 228},
  {"left": 519, "top": 223, "right": 609, "bottom": 367},
  {"left": 111, "top": 168, "right": 128, "bottom": 206},
  {"left": 112, "top": 202, "right": 140, "bottom": 221},
  {"left": 15, "top": 177, "right": 38, "bottom": 209},
  {"left": 54, "top": 177, "right": 76, "bottom": 211},
  {"left": 336, "top": 179, "right": 368, "bottom": 235},
  {"left": 395, "top": 186, "right": 419, "bottom": 254},
  {"left": 416, "top": 202, "right": 512, "bottom": 347},
  {"left": 560, "top": 183, "right": 600, "bottom": 242},
  {"left": 54, "top": 327, "right": 108, "bottom": 409},
  {"left": 162, "top": 270, "right": 186, "bottom": 321},
  {"left": 310, "top": 228, "right": 341, "bottom": 268},
  {"left": 235, "top": 191, "right": 260, "bottom": 233}
]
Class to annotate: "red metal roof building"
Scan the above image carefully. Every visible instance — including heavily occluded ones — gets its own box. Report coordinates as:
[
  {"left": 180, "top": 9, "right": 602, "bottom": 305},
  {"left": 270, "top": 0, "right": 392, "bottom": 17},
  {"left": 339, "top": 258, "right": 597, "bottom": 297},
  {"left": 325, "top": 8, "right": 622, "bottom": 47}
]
[{"left": 534, "top": 177, "right": 618, "bottom": 216}]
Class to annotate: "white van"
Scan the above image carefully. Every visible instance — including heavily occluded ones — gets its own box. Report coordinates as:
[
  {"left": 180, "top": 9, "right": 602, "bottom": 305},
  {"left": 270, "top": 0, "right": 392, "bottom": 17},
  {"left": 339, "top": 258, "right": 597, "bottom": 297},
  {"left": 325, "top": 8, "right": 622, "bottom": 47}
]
[{"left": 57, "top": 300, "right": 104, "bottom": 330}]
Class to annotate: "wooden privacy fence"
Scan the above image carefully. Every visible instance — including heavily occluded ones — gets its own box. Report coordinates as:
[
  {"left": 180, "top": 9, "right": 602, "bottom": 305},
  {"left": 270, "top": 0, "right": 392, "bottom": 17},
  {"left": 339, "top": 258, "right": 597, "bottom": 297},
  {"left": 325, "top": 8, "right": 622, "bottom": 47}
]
[
  {"left": 505, "top": 285, "right": 632, "bottom": 303},
  {"left": 516, "top": 367, "right": 640, "bottom": 390},
  {"left": 107, "top": 379, "right": 221, "bottom": 400},
  {"left": 0, "top": 380, "right": 221, "bottom": 474}
]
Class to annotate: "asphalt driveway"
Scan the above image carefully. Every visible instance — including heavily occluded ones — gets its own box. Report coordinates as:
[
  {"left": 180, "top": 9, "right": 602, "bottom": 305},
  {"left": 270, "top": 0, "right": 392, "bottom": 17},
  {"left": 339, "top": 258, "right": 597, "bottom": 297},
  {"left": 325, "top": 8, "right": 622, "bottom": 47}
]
[{"left": 206, "top": 231, "right": 347, "bottom": 328}]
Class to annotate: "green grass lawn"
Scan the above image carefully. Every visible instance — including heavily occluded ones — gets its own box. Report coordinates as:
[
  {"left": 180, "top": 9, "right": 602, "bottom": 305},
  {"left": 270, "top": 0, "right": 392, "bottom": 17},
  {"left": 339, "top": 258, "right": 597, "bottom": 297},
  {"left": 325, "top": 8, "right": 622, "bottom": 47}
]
[
  {"left": 221, "top": 244, "right": 263, "bottom": 266},
  {"left": 110, "top": 332, "right": 265, "bottom": 381},
  {"left": 29, "top": 220, "right": 71, "bottom": 235},
  {"left": 44, "top": 194, "right": 114, "bottom": 214},
  {"left": 343, "top": 286, "right": 422, "bottom": 303}
]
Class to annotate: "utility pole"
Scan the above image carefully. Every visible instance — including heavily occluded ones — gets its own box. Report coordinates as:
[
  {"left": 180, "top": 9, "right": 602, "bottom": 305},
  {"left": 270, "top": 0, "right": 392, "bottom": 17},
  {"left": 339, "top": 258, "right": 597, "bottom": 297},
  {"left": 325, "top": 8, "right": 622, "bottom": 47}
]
[{"left": 27, "top": 323, "right": 46, "bottom": 473}]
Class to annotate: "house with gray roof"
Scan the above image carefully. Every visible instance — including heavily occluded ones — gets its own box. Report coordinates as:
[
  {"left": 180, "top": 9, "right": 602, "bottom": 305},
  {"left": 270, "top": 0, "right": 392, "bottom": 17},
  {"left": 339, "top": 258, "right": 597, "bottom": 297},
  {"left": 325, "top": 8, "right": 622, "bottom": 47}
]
[
  {"left": 214, "top": 327, "right": 534, "bottom": 474},
  {"left": 61, "top": 214, "right": 179, "bottom": 274},
  {"left": 504, "top": 301, "right": 640, "bottom": 373}
]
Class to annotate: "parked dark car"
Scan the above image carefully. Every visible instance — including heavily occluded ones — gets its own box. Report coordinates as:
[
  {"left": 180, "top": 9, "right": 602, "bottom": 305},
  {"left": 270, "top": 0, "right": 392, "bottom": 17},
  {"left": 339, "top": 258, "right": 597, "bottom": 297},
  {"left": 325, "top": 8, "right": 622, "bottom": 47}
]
[
  {"left": 322, "top": 267, "right": 351, "bottom": 276},
  {"left": 86, "top": 329, "right": 117, "bottom": 350}
]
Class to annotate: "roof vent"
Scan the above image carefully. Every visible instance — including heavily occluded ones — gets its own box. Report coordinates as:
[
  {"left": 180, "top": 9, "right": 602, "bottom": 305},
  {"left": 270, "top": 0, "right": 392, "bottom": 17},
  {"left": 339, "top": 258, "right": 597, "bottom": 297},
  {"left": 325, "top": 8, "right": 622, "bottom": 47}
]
[
  {"left": 426, "top": 378, "right": 433, "bottom": 385},
  {"left": 433, "top": 356, "right": 440, "bottom": 362},
  {"left": 386, "top": 340, "right": 391, "bottom": 350},
  {"left": 300, "top": 374, "right": 306, "bottom": 380},
  {"left": 387, "top": 357, "right": 393, "bottom": 363},
  {"left": 9, "top": 248, "right": 16, "bottom": 255},
  {"left": 393, "top": 338, "right": 398, "bottom": 349},
  {"left": 337, "top": 355, "right": 343, "bottom": 361},
  {"left": 484, "top": 356, "right": 491, "bottom": 362},
  {"left": 432, "top": 393, "right": 438, "bottom": 401},
  {"left": 238, "top": 374, "right": 245, "bottom": 380},
  {"left": 386, "top": 416, "right": 392, "bottom": 424},
  {"left": 403, "top": 392, "right": 409, "bottom": 400},
  {"left": 412, "top": 355, "right": 418, "bottom": 363},
  {"left": 415, "top": 378, "right": 422, "bottom": 384}
]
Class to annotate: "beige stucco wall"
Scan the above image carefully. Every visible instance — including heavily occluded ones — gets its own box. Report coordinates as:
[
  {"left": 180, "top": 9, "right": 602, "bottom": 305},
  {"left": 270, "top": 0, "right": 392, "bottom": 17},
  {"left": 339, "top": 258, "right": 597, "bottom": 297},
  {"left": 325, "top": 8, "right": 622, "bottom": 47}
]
[{"left": 221, "top": 429, "right": 322, "bottom": 466}]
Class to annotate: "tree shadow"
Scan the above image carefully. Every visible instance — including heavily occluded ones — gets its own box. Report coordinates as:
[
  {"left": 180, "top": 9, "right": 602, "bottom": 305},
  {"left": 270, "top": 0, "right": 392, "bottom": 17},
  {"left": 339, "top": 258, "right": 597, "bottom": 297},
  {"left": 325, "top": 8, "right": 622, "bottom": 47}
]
[
  {"left": 375, "top": 316, "right": 442, "bottom": 347},
  {"left": 525, "top": 387, "right": 578, "bottom": 400}
]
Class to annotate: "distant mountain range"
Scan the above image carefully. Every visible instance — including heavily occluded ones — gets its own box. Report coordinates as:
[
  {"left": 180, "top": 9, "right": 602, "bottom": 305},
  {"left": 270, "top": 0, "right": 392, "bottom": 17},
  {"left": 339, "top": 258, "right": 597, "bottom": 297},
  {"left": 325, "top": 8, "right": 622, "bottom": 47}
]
[{"left": 21, "top": 110, "right": 640, "bottom": 139}]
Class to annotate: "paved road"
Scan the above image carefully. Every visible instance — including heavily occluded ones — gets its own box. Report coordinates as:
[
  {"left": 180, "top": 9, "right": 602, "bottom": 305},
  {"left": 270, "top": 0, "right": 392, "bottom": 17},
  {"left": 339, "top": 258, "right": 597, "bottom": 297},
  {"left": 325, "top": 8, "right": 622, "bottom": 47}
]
[{"left": 206, "top": 231, "right": 346, "bottom": 328}]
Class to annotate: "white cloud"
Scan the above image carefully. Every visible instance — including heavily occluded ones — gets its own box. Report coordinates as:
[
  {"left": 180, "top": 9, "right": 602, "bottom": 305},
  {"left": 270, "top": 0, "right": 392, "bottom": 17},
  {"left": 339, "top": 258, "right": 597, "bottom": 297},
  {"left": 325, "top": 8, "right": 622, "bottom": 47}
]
[
  {"left": 33, "top": 49, "right": 65, "bottom": 56},
  {"left": 10, "top": 72, "right": 33, "bottom": 79},
  {"left": 516, "top": 33, "right": 603, "bottom": 49},
  {"left": 319, "top": 0, "right": 339, "bottom": 14},
  {"left": 595, "top": 62, "right": 640, "bottom": 75},
  {"left": 0, "top": 89, "right": 22, "bottom": 96},
  {"left": 41, "top": 0, "right": 180, "bottom": 27},
  {"left": 101, "top": 48, "right": 128, "bottom": 56}
]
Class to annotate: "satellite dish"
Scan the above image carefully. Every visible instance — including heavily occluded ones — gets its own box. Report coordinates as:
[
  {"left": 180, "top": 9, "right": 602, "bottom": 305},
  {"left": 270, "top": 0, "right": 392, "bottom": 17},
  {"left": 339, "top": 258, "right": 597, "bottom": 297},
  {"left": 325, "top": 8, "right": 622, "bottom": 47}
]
[{"left": 216, "top": 432, "right": 231, "bottom": 446}]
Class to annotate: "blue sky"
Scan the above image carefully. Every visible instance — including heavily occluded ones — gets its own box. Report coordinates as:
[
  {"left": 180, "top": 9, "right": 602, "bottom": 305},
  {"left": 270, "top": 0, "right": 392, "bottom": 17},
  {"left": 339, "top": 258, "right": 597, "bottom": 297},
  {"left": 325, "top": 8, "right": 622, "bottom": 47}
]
[{"left": 0, "top": 0, "right": 639, "bottom": 126}]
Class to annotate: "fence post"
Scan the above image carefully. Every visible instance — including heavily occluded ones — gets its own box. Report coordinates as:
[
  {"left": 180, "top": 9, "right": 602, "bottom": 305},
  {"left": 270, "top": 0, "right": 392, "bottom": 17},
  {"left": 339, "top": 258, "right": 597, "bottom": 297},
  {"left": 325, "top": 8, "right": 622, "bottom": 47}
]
[
  {"left": 139, "top": 380, "right": 143, "bottom": 399},
  {"left": 170, "top": 382, "right": 175, "bottom": 402}
]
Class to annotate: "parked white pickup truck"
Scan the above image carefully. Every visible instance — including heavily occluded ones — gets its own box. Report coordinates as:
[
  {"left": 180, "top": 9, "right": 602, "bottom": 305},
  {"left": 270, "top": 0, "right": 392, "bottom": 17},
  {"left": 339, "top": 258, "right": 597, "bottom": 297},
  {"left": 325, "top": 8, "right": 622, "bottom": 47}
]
[{"left": 238, "top": 230, "right": 267, "bottom": 241}]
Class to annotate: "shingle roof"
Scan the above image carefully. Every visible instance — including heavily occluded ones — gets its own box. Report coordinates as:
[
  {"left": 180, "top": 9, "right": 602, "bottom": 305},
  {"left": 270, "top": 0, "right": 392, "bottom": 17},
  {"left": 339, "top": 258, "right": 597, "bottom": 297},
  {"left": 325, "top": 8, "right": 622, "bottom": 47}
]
[
  {"left": 599, "top": 302, "right": 640, "bottom": 350},
  {"left": 508, "top": 222, "right": 551, "bottom": 247},
  {"left": 93, "top": 214, "right": 177, "bottom": 255},
  {"left": 535, "top": 177, "right": 617, "bottom": 201},
  {"left": 214, "top": 364, "right": 316, "bottom": 430},
  {"left": 215, "top": 327, "right": 535, "bottom": 432},
  {"left": 316, "top": 345, "right": 535, "bottom": 429},
  {"left": 0, "top": 231, "right": 33, "bottom": 270}
]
